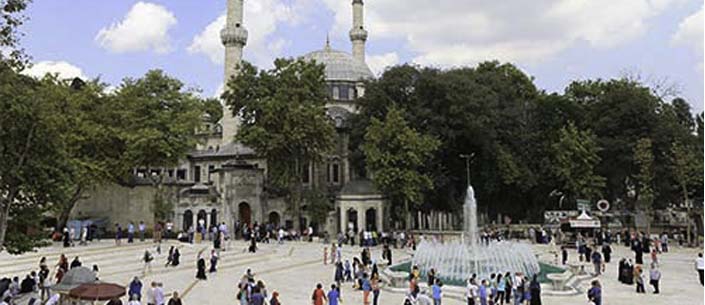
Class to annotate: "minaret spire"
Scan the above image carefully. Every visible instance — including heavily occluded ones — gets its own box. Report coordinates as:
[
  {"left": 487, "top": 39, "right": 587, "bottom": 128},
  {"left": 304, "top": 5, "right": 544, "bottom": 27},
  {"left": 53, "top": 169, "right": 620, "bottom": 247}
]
[
  {"left": 220, "top": 0, "right": 248, "bottom": 143},
  {"left": 349, "top": 0, "right": 367, "bottom": 63}
]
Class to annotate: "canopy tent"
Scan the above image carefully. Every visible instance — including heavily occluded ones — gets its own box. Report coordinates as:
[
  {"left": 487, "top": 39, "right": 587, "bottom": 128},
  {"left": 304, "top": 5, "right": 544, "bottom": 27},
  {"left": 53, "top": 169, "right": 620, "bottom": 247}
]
[{"left": 569, "top": 211, "right": 601, "bottom": 229}]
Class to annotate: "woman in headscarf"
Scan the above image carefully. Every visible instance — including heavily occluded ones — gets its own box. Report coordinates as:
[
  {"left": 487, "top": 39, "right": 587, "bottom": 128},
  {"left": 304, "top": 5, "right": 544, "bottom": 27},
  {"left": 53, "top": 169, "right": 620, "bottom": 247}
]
[
  {"left": 529, "top": 274, "right": 541, "bottom": 305},
  {"left": 196, "top": 252, "right": 207, "bottom": 280}
]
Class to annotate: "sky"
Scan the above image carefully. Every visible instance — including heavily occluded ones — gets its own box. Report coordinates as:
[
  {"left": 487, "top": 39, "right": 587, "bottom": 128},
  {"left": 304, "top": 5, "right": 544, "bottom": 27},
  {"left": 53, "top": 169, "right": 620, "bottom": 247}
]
[{"left": 18, "top": 0, "right": 704, "bottom": 112}]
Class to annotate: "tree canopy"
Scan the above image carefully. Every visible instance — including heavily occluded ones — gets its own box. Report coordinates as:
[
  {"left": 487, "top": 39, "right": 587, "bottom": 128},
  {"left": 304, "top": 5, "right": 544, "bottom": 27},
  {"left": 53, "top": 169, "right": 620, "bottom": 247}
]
[
  {"left": 223, "top": 58, "right": 336, "bottom": 229},
  {"left": 351, "top": 63, "right": 703, "bottom": 221}
]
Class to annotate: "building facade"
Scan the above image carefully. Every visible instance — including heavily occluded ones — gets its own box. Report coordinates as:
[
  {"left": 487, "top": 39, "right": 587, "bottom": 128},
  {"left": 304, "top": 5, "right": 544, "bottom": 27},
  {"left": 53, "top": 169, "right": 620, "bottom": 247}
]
[{"left": 74, "top": 0, "right": 386, "bottom": 235}]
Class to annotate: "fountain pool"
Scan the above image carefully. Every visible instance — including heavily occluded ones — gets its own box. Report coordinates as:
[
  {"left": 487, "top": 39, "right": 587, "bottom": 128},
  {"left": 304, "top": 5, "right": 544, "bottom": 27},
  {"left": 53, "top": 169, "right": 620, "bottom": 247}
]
[{"left": 410, "top": 185, "right": 540, "bottom": 282}]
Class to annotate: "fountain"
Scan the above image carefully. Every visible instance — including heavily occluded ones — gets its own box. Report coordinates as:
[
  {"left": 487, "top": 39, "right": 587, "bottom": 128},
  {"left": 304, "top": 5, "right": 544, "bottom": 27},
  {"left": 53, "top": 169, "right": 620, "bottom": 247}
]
[{"left": 411, "top": 185, "right": 540, "bottom": 282}]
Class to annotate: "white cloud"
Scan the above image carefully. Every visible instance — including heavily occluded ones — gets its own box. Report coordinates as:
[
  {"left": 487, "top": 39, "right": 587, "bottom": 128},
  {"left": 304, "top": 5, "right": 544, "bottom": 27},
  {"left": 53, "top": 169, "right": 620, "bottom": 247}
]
[
  {"left": 188, "top": 0, "right": 314, "bottom": 69},
  {"left": 23, "top": 60, "right": 86, "bottom": 80},
  {"left": 672, "top": 6, "right": 703, "bottom": 54},
  {"left": 367, "top": 52, "right": 399, "bottom": 75},
  {"left": 322, "top": 0, "right": 680, "bottom": 67},
  {"left": 95, "top": 2, "right": 177, "bottom": 54}
]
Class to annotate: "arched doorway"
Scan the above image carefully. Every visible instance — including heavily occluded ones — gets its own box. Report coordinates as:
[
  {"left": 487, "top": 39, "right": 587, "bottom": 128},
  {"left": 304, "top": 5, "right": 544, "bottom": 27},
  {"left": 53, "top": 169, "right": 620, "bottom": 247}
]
[
  {"left": 197, "top": 209, "right": 207, "bottom": 229},
  {"left": 268, "top": 211, "right": 281, "bottom": 228},
  {"left": 183, "top": 210, "right": 193, "bottom": 231},
  {"left": 238, "top": 202, "right": 251, "bottom": 226},
  {"left": 347, "top": 208, "right": 358, "bottom": 232},
  {"left": 210, "top": 209, "right": 218, "bottom": 227},
  {"left": 365, "top": 208, "right": 377, "bottom": 231}
]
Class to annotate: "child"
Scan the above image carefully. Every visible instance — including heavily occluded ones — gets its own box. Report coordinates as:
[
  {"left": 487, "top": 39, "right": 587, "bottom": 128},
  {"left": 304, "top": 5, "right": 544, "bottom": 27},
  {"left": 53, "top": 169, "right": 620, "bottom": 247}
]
[{"left": 478, "top": 280, "right": 487, "bottom": 305}]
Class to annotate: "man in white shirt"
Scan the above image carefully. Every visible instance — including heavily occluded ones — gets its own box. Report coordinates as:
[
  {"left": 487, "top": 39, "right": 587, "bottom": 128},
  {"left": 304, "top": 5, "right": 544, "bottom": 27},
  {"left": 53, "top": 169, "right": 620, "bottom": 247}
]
[
  {"left": 466, "top": 278, "right": 478, "bottom": 305},
  {"left": 696, "top": 253, "right": 704, "bottom": 286},
  {"left": 146, "top": 282, "right": 156, "bottom": 305},
  {"left": 155, "top": 282, "right": 165, "bottom": 305},
  {"left": 139, "top": 221, "right": 146, "bottom": 242}
]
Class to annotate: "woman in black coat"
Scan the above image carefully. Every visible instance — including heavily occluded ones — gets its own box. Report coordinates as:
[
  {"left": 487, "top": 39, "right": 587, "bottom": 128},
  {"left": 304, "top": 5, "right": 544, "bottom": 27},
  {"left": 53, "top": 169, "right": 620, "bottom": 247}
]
[
  {"left": 529, "top": 274, "right": 542, "bottom": 305},
  {"left": 196, "top": 255, "right": 207, "bottom": 280}
]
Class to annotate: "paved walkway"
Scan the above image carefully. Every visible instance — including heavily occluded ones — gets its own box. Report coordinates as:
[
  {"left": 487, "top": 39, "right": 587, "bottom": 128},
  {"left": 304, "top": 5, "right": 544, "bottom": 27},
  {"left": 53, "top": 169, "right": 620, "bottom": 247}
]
[{"left": 0, "top": 239, "right": 701, "bottom": 305}]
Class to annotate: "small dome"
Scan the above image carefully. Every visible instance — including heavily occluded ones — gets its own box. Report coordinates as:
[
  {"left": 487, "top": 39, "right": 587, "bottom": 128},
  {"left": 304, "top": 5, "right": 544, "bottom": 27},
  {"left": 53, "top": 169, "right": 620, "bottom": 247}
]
[{"left": 302, "top": 44, "right": 373, "bottom": 82}]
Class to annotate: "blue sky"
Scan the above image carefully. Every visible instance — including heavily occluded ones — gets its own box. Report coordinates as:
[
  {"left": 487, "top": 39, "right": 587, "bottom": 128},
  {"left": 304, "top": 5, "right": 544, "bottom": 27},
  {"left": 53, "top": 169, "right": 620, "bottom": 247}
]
[{"left": 19, "top": 0, "right": 704, "bottom": 112}]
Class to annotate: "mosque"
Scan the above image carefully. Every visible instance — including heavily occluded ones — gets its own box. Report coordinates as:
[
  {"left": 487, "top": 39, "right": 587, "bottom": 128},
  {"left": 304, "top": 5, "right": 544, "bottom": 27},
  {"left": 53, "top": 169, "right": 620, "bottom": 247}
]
[{"left": 74, "top": 0, "right": 387, "bottom": 236}]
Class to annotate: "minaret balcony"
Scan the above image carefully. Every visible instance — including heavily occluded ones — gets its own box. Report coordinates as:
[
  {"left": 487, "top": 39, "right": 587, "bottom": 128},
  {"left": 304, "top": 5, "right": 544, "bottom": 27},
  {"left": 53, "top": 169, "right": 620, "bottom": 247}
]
[
  {"left": 349, "top": 28, "right": 368, "bottom": 41},
  {"left": 220, "top": 26, "right": 248, "bottom": 46}
]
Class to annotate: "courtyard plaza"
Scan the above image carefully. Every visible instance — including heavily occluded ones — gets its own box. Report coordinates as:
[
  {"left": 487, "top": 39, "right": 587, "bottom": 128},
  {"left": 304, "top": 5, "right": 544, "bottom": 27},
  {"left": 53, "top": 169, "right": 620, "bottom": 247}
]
[{"left": 0, "top": 238, "right": 702, "bottom": 305}]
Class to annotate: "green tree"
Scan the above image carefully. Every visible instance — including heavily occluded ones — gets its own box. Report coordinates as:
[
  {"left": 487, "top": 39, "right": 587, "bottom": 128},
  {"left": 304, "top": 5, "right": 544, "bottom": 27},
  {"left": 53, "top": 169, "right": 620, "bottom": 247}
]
[
  {"left": 362, "top": 106, "right": 440, "bottom": 228},
  {"left": 0, "top": 65, "right": 69, "bottom": 252},
  {"left": 223, "top": 59, "right": 335, "bottom": 229},
  {"left": 0, "top": 0, "right": 31, "bottom": 68},
  {"left": 670, "top": 141, "right": 701, "bottom": 245},
  {"left": 549, "top": 122, "right": 605, "bottom": 203},
  {"left": 113, "top": 70, "right": 204, "bottom": 221},
  {"left": 633, "top": 137, "right": 655, "bottom": 233}
]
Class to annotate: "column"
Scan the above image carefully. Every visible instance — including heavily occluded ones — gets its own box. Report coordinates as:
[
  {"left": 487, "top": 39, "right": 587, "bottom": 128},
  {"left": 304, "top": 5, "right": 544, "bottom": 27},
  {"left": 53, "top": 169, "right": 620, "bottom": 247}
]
[
  {"left": 377, "top": 203, "right": 383, "bottom": 233},
  {"left": 339, "top": 203, "right": 346, "bottom": 233},
  {"left": 356, "top": 207, "right": 363, "bottom": 232}
]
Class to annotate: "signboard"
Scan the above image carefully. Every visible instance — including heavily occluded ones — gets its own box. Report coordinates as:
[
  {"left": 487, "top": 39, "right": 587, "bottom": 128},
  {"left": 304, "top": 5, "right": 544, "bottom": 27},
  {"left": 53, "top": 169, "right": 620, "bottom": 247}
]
[{"left": 576, "top": 199, "right": 591, "bottom": 211}]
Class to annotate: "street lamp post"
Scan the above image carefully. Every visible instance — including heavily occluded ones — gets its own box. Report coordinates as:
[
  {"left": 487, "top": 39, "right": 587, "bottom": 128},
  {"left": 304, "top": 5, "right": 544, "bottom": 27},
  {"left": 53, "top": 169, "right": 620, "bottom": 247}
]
[{"left": 459, "top": 153, "right": 475, "bottom": 187}]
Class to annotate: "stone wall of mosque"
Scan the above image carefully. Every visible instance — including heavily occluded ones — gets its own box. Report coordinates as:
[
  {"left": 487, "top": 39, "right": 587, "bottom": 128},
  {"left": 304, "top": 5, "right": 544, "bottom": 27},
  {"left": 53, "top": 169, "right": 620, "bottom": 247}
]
[{"left": 72, "top": 183, "right": 181, "bottom": 231}]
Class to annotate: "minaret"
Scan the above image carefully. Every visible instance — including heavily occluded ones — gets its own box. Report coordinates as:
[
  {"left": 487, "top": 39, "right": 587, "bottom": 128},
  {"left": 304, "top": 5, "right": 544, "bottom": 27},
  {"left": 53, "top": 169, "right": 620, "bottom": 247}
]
[
  {"left": 220, "top": 0, "right": 248, "bottom": 144},
  {"left": 349, "top": 0, "right": 368, "bottom": 63}
]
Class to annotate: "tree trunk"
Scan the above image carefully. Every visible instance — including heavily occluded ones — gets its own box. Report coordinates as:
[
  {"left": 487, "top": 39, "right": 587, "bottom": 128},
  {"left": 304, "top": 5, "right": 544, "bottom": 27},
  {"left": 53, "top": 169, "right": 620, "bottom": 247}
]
[
  {"left": 683, "top": 184, "right": 691, "bottom": 246},
  {"left": 56, "top": 186, "right": 84, "bottom": 231},
  {"left": 0, "top": 190, "right": 17, "bottom": 251},
  {"left": 0, "top": 125, "right": 36, "bottom": 250},
  {"left": 404, "top": 199, "right": 410, "bottom": 230}
]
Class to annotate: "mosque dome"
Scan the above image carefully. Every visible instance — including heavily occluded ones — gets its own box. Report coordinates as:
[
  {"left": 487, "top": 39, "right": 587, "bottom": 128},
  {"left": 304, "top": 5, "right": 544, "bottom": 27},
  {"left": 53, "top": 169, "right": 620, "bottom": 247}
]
[{"left": 302, "top": 43, "right": 373, "bottom": 82}]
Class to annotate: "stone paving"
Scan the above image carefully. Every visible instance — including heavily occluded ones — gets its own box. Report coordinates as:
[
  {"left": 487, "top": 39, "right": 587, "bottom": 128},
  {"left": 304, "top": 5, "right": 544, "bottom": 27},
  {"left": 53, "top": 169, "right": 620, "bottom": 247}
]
[{"left": 0, "top": 238, "right": 702, "bottom": 305}]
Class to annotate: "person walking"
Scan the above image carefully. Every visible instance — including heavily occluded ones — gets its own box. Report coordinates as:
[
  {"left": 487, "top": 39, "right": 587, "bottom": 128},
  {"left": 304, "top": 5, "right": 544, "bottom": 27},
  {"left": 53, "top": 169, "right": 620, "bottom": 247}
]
[
  {"left": 139, "top": 221, "right": 146, "bottom": 242},
  {"left": 142, "top": 250, "right": 153, "bottom": 276},
  {"left": 466, "top": 278, "right": 478, "bottom": 305},
  {"left": 649, "top": 263, "right": 661, "bottom": 294},
  {"left": 432, "top": 278, "right": 443, "bottom": 305},
  {"left": 362, "top": 274, "right": 372, "bottom": 305},
  {"left": 146, "top": 282, "right": 156, "bottom": 305},
  {"left": 495, "top": 273, "right": 505, "bottom": 305},
  {"left": 209, "top": 249, "right": 218, "bottom": 273},
  {"left": 529, "top": 275, "right": 541, "bottom": 305},
  {"left": 601, "top": 243, "right": 611, "bottom": 264},
  {"left": 167, "top": 291, "right": 182, "bottom": 305},
  {"left": 128, "top": 277, "right": 143, "bottom": 301},
  {"left": 328, "top": 284, "right": 341, "bottom": 305},
  {"left": 270, "top": 291, "right": 281, "bottom": 305},
  {"left": 311, "top": 283, "right": 327, "bottom": 305},
  {"left": 695, "top": 253, "right": 704, "bottom": 286},
  {"left": 478, "top": 280, "right": 487, "bottom": 305},
  {"left": 115, "top": 224, "right": 123, "bottom": 246},
  {"left": 587, "top": 280, "right": 601, "bottom": 305},
  {"left": 128, "top": 222, "right": 135, "bottom": 243},
  {"left": 196, "top": 253, "right": 207, "bottom": 280},
  {"left": 591, "top": 250, "right": 603, "bottom": 276},
  {"left": 372, "top": 275, "right": 381, "bottom": 305},
  {"left": 155, "top": 282, "right": 165, "bottom": 305},
  {"left": 561, "top": 246, "right": 568, "bottom": 265},
  {"left": 172, "top": 248, "right": 181, "bottom": 266},
  {"left": 634, "top": 265, "right": 645, "bottom": 293}
]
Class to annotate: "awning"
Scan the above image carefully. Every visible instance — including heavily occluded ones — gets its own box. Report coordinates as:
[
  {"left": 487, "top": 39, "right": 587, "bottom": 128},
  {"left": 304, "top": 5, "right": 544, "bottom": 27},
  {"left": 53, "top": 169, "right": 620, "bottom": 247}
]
[{"left": 569, "top": 211, "right": 601, "bottom": 228}]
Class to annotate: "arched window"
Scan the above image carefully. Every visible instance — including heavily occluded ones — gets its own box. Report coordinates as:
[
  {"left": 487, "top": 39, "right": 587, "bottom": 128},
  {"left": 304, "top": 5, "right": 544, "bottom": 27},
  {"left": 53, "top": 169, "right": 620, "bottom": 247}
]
[{"left": 332, "top": 86, "right": 340, "bottom": 100}]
